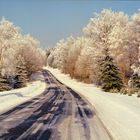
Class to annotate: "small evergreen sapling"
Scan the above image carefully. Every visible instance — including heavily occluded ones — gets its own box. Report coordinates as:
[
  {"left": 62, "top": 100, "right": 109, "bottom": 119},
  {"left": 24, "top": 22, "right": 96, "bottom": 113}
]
[
  {"left": 129, "top": 73, "right": 140, "bottom": 91},
  {"left": 100, "top": 48, "right": 124, "bottom": 92},
  {"left": 14, "top": 55, "right": 28, "bottom": 88},
  {"left": 0, "top": 72, "right": 11, "bottom": 91}
]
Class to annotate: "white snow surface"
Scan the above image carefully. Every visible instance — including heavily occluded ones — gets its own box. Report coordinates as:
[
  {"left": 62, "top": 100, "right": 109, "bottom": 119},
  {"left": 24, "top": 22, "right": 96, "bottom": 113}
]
[
  {"left": 0, "top": 81, "right": 46, "bottom": 115},
  {"left": 45, "top": 67, "right": 140, "bottom": 140}
]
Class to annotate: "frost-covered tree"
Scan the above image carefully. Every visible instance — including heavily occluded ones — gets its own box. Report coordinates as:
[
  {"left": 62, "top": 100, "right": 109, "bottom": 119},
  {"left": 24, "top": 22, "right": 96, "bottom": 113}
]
[
  {"left": 49, "top": 37, "right": 72, "bottom": 70},
  {"left": 130, "top": 10, "right": 140, "bottom": 76},
  {"left": 64, "top": 37, "right": 85, "bottom": 77},
  {"left": 83, "top": 9, "right": 133, "bottom": 83},
  {"left": 74, "top": 39, "right": 100, "bottom": 83},
  {"left": 17, "top": 35, "right": 45, "bottom": 76},
  {"left": 47, "top": 38, "right": 69, "bottom": 70},
  {"left": 61, "top": 36, "right": 75, "bottom": 73},
  {"left": 108, "top": 16, "right": 135, "bottom": 82},
  {"left": 0, "top": 18, "right": 20, "bottom": 76},
  {"left": 14, "top": 55, "right": 28, "bottom": 88},
  {"left": 72, "top": 38, "right": 104, "bottom": 83},
  {"left": 0, "top": 18, "right": 45, "bottom": 78},
  {"left": 100, "top": 48, "right": 123, "bottom": 92},
  {"left": 83, "top": 9, "right": 123, "bottom": 48}
]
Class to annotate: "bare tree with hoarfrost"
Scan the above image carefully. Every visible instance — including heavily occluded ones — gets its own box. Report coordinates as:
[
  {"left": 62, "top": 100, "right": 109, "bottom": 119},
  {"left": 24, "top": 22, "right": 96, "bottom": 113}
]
[
  {"left": 83, "top": 9, "right": 119, "bottom": 48},
  {"left": 68, "top": 37, "right": 86, "bottom": 78},
  {"left": 0, "top": 18, "right": 20, "bottom": 76},
  {"left": 17, "top": 35, "right": 45, "bottom": 75},
  {"left": 130, "top": 10, "right": 140, "bottom": 75},
  {"left": 62, "top": 37, "right": 85, "bottom": 76},
  {"left": 49, "top": 37, "right": 73, "bottom": 71}
]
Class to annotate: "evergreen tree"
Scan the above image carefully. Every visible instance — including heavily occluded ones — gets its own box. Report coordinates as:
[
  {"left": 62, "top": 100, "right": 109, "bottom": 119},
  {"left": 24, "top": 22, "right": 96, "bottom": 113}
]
[
  {"left": 130, "top": 73, "right": 140, "bottom": 89},
  {"left": 0, "top": 72, "right": 11, "bottom": 91},
  {"left": 100, "top": 48, "right": 124, "bottom": 92},
  {"left": 14, "top": 55, "right": 28, "bottom": 88}
]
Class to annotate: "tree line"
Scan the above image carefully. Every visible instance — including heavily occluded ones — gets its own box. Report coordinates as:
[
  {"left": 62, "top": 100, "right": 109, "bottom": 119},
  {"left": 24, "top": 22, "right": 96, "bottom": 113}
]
[
  {"left": 47, "top": 9, "right": 140, "bottom": 96},
  {"left": 0, "top": 18, "right": 45, "bottom": 91}
]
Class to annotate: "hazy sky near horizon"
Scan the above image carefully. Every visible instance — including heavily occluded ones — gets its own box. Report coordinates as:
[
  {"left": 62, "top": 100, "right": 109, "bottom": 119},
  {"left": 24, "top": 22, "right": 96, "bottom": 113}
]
[{"left": 0, "top": 0, "right": 140, "bottom": 48}]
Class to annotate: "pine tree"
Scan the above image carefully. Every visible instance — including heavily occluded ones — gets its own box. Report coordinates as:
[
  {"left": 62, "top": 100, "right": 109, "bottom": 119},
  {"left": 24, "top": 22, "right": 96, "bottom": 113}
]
[
  {"left": 14, "top": 55, "right": 28, "bottom": 88},
  {"left": 100, "top": 48, "right": 124, "bottom": 92},
  {"left": 0, "top": 72, "right": 11, "bottom": 91},
  {"left": 130, "top": 73, "right": 140, "bottom": 89}
]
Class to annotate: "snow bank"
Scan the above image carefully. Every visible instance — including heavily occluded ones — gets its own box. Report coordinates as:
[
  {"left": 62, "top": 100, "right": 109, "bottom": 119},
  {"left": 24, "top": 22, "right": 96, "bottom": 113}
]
[
  {"left": 45, "top": 67, "right": 140, "bottom": 140},
  {"left": 0, "top": 81, "right": 46, "bottom": 114}
]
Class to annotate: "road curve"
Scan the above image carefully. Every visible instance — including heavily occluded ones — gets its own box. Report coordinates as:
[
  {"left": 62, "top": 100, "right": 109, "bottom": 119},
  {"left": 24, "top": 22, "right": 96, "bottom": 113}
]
[{"left": 0, "top": 70, "right": 112, "bottom": 140}]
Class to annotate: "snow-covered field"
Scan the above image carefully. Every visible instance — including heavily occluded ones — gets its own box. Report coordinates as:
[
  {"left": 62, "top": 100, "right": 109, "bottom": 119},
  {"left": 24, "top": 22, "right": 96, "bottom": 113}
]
[
  {"left": 45, "top": 67, "right": 140, "bottom": 140},
  {"left": 0, "top": 80, "right": 46, "bottom": 115}
]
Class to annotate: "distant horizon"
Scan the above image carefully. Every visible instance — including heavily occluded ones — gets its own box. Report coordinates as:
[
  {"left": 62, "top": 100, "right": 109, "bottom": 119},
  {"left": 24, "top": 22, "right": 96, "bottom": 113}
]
[{"left": 0, "top": 0, "right": 140, "bottom": 48}]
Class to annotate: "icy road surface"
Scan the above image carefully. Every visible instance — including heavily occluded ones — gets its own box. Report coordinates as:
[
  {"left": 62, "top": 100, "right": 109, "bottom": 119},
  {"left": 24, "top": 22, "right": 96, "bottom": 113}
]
[{"left": 0, "top": 70, "right": 112, "bottom": 140}]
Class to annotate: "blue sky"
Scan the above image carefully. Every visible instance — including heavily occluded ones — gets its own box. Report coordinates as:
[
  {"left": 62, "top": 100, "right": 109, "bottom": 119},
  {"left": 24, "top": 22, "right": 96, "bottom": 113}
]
[{"left": 0, "top": 0, "right": 140, "bottom": 48}]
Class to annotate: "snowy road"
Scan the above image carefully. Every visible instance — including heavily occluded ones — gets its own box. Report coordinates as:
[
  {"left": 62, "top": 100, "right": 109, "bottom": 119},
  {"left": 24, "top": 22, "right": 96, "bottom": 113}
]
[{"left": 0, "top": 70, "right": 112, "bottom": 140}]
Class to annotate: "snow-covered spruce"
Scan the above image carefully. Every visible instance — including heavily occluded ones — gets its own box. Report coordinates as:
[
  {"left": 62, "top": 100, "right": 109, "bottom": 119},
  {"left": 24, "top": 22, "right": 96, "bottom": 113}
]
[
  {"left": 99, "top": 48, "right": 124, "bottom": 92},
  {"left": 14, "top": 55, "right": 28, "bottom": 88}
]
